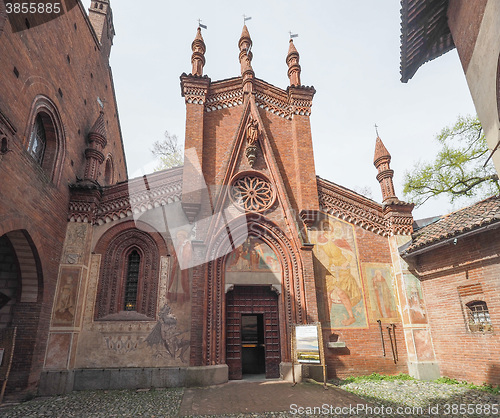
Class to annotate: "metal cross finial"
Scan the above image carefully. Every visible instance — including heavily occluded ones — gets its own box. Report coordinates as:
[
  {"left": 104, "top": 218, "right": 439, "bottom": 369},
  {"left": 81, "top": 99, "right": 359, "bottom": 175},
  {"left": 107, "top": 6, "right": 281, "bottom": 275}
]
[
  {"left": 198, "top": 19, "right": 207, "bottom": 29},
  {"left": 375, "top": 123, "right": 379, "bottom": 137}
]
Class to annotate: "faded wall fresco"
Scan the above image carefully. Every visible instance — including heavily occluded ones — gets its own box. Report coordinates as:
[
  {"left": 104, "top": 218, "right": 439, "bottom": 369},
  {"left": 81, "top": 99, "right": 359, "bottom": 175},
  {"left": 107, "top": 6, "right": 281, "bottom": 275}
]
[
  {"left": 311, "top": 217, "right": 367, "bottom": 329},
  {"left": 403, "top": 273, "right": 427, "bottom": 324},
  {"left": 362, "top": 264, "right": 399, "bottom": 322},
  {"left": 52, "top": 266, "right": 80, "bottom": 327},
  {"left": 168, "top": 229, "right": 193, "bottom": 303},
  {"left": 225, "top": 237, "right": 281, "bottom": 286},
  {"left": 226, "top": 237, "right": 280, "bottom": 273},
  {"left": 74, "top": 255, "right": 191, "bottom": 369}
]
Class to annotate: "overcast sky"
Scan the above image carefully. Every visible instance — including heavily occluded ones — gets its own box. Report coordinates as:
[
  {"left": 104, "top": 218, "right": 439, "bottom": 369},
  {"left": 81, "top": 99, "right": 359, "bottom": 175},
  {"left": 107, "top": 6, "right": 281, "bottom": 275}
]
[{"left": 87, "top": 0, "right": 477, "bottom": 219}]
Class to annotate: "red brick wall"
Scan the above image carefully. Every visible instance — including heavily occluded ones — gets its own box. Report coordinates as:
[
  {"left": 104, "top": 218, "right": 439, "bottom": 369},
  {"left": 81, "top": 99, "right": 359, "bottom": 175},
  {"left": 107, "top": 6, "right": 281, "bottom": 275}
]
[
  {"left": 323, "top": 225, "right": 407, "bottom": 378},
  {"left": 0, "top": 3, "right": 126, "bottom": 395},
  {"left": 412, "top": 228, "right": 500, "bottom": 385}
]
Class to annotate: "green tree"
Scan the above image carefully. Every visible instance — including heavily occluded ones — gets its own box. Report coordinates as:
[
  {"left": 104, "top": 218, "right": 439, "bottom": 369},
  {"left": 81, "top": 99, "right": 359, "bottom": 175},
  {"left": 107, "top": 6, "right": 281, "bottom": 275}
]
[
  {"left": 403, "top": 115, "right": 500, "bottom": 207},
  {"left": 151, "top": 131, "right": 183, "bottom": 170}
]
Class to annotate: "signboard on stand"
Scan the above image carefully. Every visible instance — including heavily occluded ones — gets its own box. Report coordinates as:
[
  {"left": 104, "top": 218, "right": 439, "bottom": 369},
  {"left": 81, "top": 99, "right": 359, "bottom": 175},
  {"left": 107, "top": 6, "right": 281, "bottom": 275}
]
[{"left": 291, "top": 323, "right": 327, "bottom": 388}]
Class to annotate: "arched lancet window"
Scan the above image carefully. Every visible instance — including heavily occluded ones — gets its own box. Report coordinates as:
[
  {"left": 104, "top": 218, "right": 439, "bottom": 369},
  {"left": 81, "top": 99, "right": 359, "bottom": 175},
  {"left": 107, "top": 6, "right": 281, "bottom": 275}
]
[
  {"left": 94, "top": 224, "right": 161, "bottom": 320},
  {"left": 124, "top": 249, "right": 140, "bottom": 311},
  {"left": 466, "top": 300, "right": 493, "bottom": 332},
  {"left": 104, "top": 156, "right": 114, "bottom": 185},
  {"left": 27, "top": 114, "right": 46, "bottom": 164},
  {"left": 25, "top": 96, "right": 65, "bottom": 185}
]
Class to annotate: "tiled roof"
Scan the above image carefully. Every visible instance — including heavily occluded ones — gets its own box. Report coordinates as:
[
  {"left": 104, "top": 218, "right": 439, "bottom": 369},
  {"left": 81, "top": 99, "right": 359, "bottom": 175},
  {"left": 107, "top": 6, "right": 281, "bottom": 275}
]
[
  {"left": 403, "top": 195, "right": 500, "bottom": 254},
  {"left": 400, "top": 0, "right": 455, "bottom": 83}
]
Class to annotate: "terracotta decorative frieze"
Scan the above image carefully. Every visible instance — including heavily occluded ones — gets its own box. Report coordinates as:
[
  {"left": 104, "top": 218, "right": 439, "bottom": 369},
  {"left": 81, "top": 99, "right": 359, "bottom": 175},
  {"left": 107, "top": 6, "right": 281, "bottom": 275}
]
[
  {"left": 69, "top": 169, "right": 183, "bottom": 225},
  {"left": 180, "top": 74, "right": 210, "bottom": 105},
  {"left": 254, "top": 90, "right": 291, "bottom": 119},
  {"left": 205, "top": 87, "right": 243, "bottom": 111},
  {"left": 204, "top": 78, "right": 314, "bottom": 119},
  {"left": 317, "top": 178, "right": 389, "bottom": 236}
]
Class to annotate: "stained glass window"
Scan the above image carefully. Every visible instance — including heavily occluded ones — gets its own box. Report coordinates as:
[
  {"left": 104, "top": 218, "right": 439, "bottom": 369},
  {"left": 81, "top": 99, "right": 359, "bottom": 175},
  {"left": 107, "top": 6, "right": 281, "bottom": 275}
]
[{"left": 124, "top": 250, "right": 140, "bottom": 311}]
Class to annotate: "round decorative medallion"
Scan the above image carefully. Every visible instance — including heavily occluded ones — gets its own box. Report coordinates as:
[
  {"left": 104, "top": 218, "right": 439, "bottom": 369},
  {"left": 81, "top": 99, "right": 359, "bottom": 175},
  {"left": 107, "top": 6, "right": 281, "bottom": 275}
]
[{"left": 229, "top": 174, "right": 275, "bottom": 212}]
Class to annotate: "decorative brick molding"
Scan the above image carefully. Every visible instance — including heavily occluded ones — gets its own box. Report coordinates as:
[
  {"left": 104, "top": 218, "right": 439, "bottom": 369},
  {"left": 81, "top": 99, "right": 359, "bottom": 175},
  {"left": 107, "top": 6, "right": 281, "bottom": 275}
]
[
  {"left": 24, "top": 95, "right": 66, "bottom": 186},
  {"left": 94, "top": 222, "right": 167, "bottom": 320},
  {"left": 203, "top": 214, "right": 305, "bottom": 366},
  {"left": 317, "top": 177, "right": 388, "bottom": 236},
  {"left": 69, "top": 168, "right": 183, "bottom": 225},
  {"left": 180, "top": 74, "right": 210, "bottom": 105},
  {"left": 202, "top": 78, "right": 314, "bottom": 120},
  {"left": 205, "top": 79, "right": 243, "bottom": 112}
]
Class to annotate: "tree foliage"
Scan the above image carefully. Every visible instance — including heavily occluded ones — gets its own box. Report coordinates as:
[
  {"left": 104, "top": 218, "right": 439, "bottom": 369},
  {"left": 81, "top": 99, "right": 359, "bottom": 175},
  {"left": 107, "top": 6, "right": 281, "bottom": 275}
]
[
  {"left": 151, "top": 131, "right": 183, "bottom": 170},
  {"left": 403, "top": 115, "right": 500, "bottom": 207}
]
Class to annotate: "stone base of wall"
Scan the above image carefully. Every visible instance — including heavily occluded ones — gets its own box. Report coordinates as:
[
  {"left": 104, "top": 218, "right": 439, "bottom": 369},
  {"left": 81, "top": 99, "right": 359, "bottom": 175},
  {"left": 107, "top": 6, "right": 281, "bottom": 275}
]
[
  {"left": 407, "top": 361, "right": 440, "bottom": 381},
  {"left": 38, "top": 365, "right": 228, "bottom": 396}
]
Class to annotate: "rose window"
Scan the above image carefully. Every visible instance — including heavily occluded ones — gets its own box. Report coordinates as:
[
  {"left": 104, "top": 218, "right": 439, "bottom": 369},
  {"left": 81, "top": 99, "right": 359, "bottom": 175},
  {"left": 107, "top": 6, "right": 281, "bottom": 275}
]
[{"left": 230, "top": 175, "right": 275, "bottom": 212}]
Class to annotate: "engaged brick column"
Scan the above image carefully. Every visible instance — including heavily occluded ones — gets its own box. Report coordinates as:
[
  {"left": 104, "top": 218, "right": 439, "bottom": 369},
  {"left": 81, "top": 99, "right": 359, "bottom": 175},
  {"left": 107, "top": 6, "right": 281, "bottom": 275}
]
[{"left": 389, "top": 235, "right": 440, "bottom": 380}]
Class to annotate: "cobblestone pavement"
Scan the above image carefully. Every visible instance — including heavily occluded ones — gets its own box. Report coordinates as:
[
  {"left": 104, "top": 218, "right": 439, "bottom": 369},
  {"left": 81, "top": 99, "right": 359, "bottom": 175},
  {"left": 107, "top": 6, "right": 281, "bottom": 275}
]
[{"left": 0, "top": 379, "right": 499, "bottom": 417}]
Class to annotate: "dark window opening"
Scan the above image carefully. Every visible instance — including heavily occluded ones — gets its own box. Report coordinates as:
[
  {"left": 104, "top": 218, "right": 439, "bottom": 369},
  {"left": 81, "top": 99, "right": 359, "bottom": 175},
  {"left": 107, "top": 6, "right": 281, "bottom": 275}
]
[
  {"left": 466, "top": 300, "right": 493, "bottom": 332},
  {"left": 124, "top": 250, "right": 140, "bottom": 311},
  {"left": 28, "top": 115, "right": 46, "bottom": 164},
  {"left": 241, "top": 314, "right": 265, "bottom": 375},
  {"left": 104, "top": 158, "right": 113, "bottom": 185}
]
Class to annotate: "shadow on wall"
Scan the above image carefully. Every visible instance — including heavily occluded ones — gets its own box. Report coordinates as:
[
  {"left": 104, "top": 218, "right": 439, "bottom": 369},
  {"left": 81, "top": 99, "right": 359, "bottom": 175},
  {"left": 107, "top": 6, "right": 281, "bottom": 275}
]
[{"left": 488, "top": 364, "right": 500, "bottom": 385}]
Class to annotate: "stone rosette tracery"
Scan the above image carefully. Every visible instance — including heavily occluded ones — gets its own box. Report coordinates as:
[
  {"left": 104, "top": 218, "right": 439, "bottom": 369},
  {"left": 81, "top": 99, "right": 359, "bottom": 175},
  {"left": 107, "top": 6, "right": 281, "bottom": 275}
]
[{"left": 229, "top": 172, "right": 275, "bottom": 213}]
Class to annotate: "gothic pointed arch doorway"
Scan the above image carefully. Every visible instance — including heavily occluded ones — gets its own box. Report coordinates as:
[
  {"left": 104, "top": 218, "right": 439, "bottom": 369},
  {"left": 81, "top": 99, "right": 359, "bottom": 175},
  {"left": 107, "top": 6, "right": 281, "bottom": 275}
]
[
  {"left": 225, "top": 235, "right": 282, "bottom": 379},
  {"left": 226, "top": 285, "right": 280, "bottom": 379},
  {"left": 202, "top": 215, "right": 307, "bottom": 380}
]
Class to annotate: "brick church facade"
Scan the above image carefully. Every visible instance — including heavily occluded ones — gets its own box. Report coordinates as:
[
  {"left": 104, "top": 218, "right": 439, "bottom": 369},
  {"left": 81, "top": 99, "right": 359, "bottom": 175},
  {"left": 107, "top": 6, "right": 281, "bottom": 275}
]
[{"left": 0, "top": 1, "right": 498, "bottom": 398}]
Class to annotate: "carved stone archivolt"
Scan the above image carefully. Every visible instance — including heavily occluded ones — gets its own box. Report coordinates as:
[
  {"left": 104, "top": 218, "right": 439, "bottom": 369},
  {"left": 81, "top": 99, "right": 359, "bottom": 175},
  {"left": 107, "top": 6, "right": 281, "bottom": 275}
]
[
  {"left": 204, "top": 215, "right": 305, "bottom": 365},
  {"left": 94, "top": 228, "right": 160, "bottom": 320}
]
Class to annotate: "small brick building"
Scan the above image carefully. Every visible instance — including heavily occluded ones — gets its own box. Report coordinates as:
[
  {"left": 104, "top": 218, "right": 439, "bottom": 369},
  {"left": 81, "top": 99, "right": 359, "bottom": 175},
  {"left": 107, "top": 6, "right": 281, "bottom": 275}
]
[
  {"left": 1, "top": 0, "right": 498, "bottom": 398},
  {"left": 402, "top": 197, "right": 500, "bottom": 385}
]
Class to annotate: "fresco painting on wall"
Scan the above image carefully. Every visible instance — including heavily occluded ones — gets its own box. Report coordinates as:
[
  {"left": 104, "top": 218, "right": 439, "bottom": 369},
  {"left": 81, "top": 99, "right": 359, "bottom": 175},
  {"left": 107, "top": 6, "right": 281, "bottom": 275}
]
[
  {"left": 226, "top": 237, "right": 280, "bottom": 273},
  {"left": 52, "top": 266, "right": 80, "bottom": 327},
  {"left": 145, "top": 303, "right": 190, "bottom": 363},
  {"left": 413, "top": 328, "right": 435, "bottom": 361},
  {"left": 403, "top": 273, "right": 427, "bottom": 324},
  {"left": 168, "top": 229, "right": 193, "bottom": 303},
  {"left": 311, "top": 217, "right": 367, "bottom": 328},
  {"left": 363, "top": 264, "right": 399, "bottom": 322}
]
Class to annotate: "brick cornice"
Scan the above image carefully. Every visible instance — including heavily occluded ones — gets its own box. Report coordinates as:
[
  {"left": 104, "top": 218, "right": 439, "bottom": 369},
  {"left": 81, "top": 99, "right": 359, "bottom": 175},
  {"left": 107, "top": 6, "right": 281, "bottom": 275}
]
[
  {"left": 180, "top": 73, "right": 210, "bottom": 104},
  {"left": 203, "top": 77, "right": 315, "bottom": 119},
  {"left": 69, "top": 167, "right": 183, "bottom": 225},
  {"left": 317, "top": 177, "right": 389, "bottom": 236}
]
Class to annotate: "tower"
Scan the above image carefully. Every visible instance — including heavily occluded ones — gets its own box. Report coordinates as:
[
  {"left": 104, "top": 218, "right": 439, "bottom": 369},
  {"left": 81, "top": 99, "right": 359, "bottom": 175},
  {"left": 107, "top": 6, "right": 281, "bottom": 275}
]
[
  {"left": 373, "top": 135, "right": 397, "bottom": 203},
  {"left": 373, "top": 135, "right": 414, "bottom": 234},
  {"left": 88, "top": 0, "right": 115, "bottom": 58},
  {"left": 191, "top": 27, "right": 206, "bottom": 76},
  {"left": 83, "top": 111, "right": 107, "bottom": 184},
  {"left": 286, "top": 39, "right": 301, "bottom": 86},
  {"left": 238, "top": 25, "right": 255, "bottom": 92}
]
